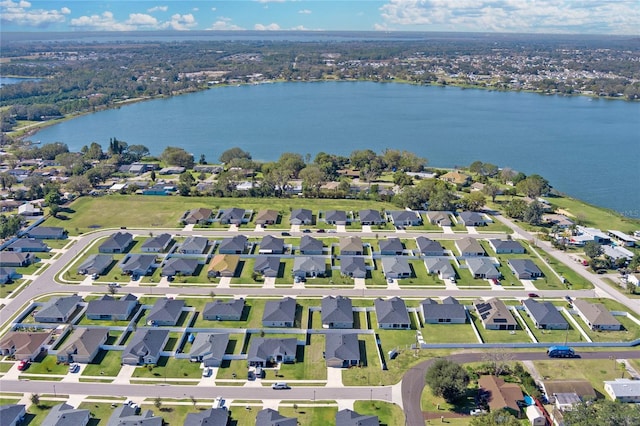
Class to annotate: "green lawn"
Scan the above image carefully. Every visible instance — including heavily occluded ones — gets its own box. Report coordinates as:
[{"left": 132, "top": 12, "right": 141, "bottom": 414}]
[
  {"left": 421, "top": 323, "right": 479, "bottom": 344},
  {"left": 279, "top": 406, "right": 337, "bottom": 425},
  {"left": 82, "top": 349, "right": 122, "bottom": 377},
  {"left": 534, "top": 359, "right": 626, "bottom": 396},
  {"left": 353, "top": 401, "right": 406, "bottom": 426},
  {"left": 517, "top": 309, "right": 583, "bottom": 344},
  {"left": 469, "top": 312, "right": 532, "bottom": 344},
  {"left": 132, "top": 357, "right": 203, "bottom": 379},
  {"left": 21, "top": 354, "right": 67, "bottom": 375}
]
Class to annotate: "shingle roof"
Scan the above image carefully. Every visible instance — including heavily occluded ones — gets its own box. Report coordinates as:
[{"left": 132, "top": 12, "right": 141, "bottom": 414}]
[
  {"left": 321, "top": 296, "right": 353, "bottom": 325},
  {"left": 325, "top": 333, "right": 360, "bottom": 363},
  {"left": 335, "top": 409, "right": 379, "bottom": 426},
  {"left": 86, "top": 294, "right": 138, "bottom": 317},
  {"left": 161, "top": 257, "right": 198, "bottom": 276},
  {"left": 415, "top": 237, "right": 444, "bottom": 255},
  {"left": 218, "top": 235, "right": 247, "bottom": 253},
  {"left": 188, "top": 333, "right": 229, "bottom": 364},
  {"left": 340, "top": 236, "right": 363, "bottom": 253},
  {"left": 522, "top": 299, "right": 568, "bottom": 327},
  {"left": 100, "top": 232, "right": 132, "bottom": 251},
  {"left": 263, "top": 297, "right": 296, "bottom": 323},
  {"left": 120, "top": 254, "right": 156, "bottom": 274},
  {"left": 381, "top": 257, "right": 411, "bottom": 276},
  {"left": 489, "top": 239, "right": 524, "bottom": 252},
  {"left": 178, "top": 236, "right": 209, "bottom": 254},
  {"left": 325, "top": 210, "right": 347, "bottom": 223},
  {"left": 77, "top": 254, "right": 113, "bottom": 275},
  {"left": 34, "top": 295, "right": 82, "bottom": 322},
  {"left": 340, "top": 256, "right": 367, "bottom": 277},
  {"left": 299, "top": 235, "right": 323, "bottom": 253},
  {"left": 256, "top": 408, "right": 297, "bottom": 426},
  {"left": 122, "top": 329, "right": 169, "bottom": 362},
  {"left": 59, "top": 328, "right": 109, "bottom": 359},
  {"left": 41, "top": 403, "right": 89, "bottom": 426},
  {"left": 573, "top": 299, "right": 621, "bottom": 328},
  {"left": 359, "top": 209, "right": 383, "bottom": 223},
  {"left": 141, "top": 233, "right": 172, "bottom": 251},
  {"left": 147, "top": 298, "right": 185, "bottom": 325},
  {"left": 248, "top": 338, "right": 298, "bottom": 363},
  {"left": 293, "top": 256, "right": 326, "bottom": 275},
  {"left": 259, "top": 235, "right": 284, "bottom": 253},
  {"left": 203, "top": 299, "right": 245, "bottom": 319},
  {"left": 473, "top": 298, "right": 517, "bottom": 327},
  {"left": 456, "top": 237, "right": 485, "bottom": 255},
  {"left": 379, "top": 238, "right": 403, "bottom": 253},
  {"left": 374, "top": 297, "right": 410, "bottom": 325},
  {"left": 421, "top": 298, "right": 466, "bottom": 322},
  {"left": 184, "top": 408, "right": 229, "bottom": 426}
]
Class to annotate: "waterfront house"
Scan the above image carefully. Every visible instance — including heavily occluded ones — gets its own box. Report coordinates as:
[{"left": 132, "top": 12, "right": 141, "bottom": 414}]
[
  {"left": 439, "top": 170, "right": 471, "bottom": 186},
  {"left": 321, "top": 296, "right": 354, "bottom": 329}
]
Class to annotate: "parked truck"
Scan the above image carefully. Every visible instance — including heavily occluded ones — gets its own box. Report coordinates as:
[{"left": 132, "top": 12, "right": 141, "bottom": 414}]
[{"left": 547, "top": 346, "right": 576, "bottom": 358}]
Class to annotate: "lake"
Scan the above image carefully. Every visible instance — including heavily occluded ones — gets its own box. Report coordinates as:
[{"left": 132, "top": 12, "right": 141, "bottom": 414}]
[
  {"left": 31, "top": 82, "right": 640, "bottom": 216},
  {"left": 0, "top": 77, "right": 40, "bottom": 87}
]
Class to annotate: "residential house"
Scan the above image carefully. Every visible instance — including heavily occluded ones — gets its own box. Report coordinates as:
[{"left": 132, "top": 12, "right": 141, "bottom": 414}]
[
  {"left": 540, "top": 380, "right": 596, "bottom": 403},
  {"left": 0, "top": 404, "right": 25, "bottom": 426},
  {"left": 325, "top": 333, "right": 360, "bottom": 368},
  {"left": 572, "top": 226, "right": 611, "bottom": 245},
  {"left": 457, "top": 211, "right": 488, "bottom": 227},
  {"left": 255, "top": 209, "right": 279, "bottom": 225},
  {"left": 159, "top": 166, "right": 185, "bottom": 175},
  {"left": 188, "top": 333, "right": 229, "bottom": 367},
  {"left": 474, "top": 298, "right": 518, "bottom": 330},
  {"left": 207, "top": 254, "right": 240, "bottom": 278},
  {"left": 489, "top": 239, "right": 525, "bottom": 254},
  {"left": 18, "top": 203, "right": 41, "bottom": 216},
  {"left": 542, "top": 214, "right": 575, "bottom": 228},
  {"left": 262, "top": 297, "right": 296, "bottom": 327},
  {"left": 423, "top": 258, "right": 456, "bottom": 280},
  {"left": 256, "top": 408, "right": 297, "bottom": 426},
  {"left": 248, "top": 338, "right": 298, "bottom": 367},
  {"left": 426, "top": 211, "right": 453, "bottom": 227},
  {"left": 142, "top": 183, "right": 176, "bottom": 196},
  {"left": 57, "top": 328, "right": 109, "bottom": 364},
  {"left": 478, "top": 375, "right": 524, "bottom": 415},
  {"left": 608, "top": 230, "right": 636, "bottom": 247},
  {"left": 185, "top": 408, "right": 229, "bottom": 426},
  {"left": 6, "top": 238, "right": 48, "bottom": 252},
  {"left": 374, "top": 297, "right": 410, "bottom": 329},
  {"left": 290, "top": 208, "right": 313, "bottom": 225},
  {"left": 321, "top": 296, "right": 354, "bottom": 329},
  {"left": 508, "top": 259, "right": 543, "bottom": 280},
  {"left": 25, "top": 226, "right": 65, "bottom": 239},
  {"left": 193, "top": 165, "right": 222, "bottom": 174},
  {"left": 0, "top": 252, "right": 34, "bottom": 267},
  {"left": 86, "top": 294, "right": 138, "bottom": 321},
  {"left": 455, "top": 237, "right": 485, "bottom": 257},
  {"left": 553, "top": 392, "right": 582, "bottom": 411},
  {"left": 386, "top": 210, "right": 422, "bottom": 227},
  {"left": 359, "top": 209, "right": 384, "bottom": 226},
  {"left": 335, "top": 409, "right": 379, "bottom": 426},
  {"left": 0, "top": 331, "right": 51, "bottom": 361},
  {"left": 572, "top": 299, "right": 622, "bottom": 331},
  {"left": 0, "top": 267, "right": 18, "bottom": 284},
  {"left": 299, "top": 235, "right": 323, "bottom": 255},
  {"left": 522, "top": 299, "right": 568, "bottom": 330},
  {"left": 146, "top": 298, "right": 185, "bottom": 326},
  {"left": 183, "top": 208, "right": 212, "bottom": 225},
  {"left": 108, "top": 404, "right": 163, "bottom": 426},
  {"left": 340, "top": 256, "right": 367, "bottom": 279},
  {"left": 381, "top": 257, "right": 412, "bottom": 279},
  {"left": 379, "top": 238, "right": 404, "bottom": 255},
  {"left": 292, "top": 256, "right": 326, "bottom": 278},
  {"left": 98, "top": 232, "right": 133, "bottom": 253},
  {"left": 254, "top": 256, "right": 281, "bottom": 278},
  {"left": 604, "top": 379, "right": 640, "bottom": 403},
  {"left": 259, "top": 235, "right": 284, "bottom": 254},
  {"left": 218, "top": 235, "right": 248, "bottom": 254},
  {"left": 439, "top": 170, "right": 471, "bottom": 186},
  {"left": 120, "top": 254, "right": 156, "bottom": 277},
  {"left": 161, "top": 257, "right": 199, "bottom": 277},
  {"left": 325, "top": 210, "right": 348, "bottom": 225},
  {"left": 217, "top": 207, "right": 245, "bottom": 225},
  {"left": 121, "top": 329, "right": 170, "bottom": 365},
  {"left": 415, "top": 237, "right": 445, "bottom": 256},
  {"left": 466, "top": 258, "right": 501, "bottom": 280},
  {"left": 34, "top": 295, "right": 82, "bottom": 323},
  {"left": 177, "top": 236, "right": 209, "bottom": 255},
  {"left": 77, "top": 254, "right": 113, "bottom": 276},
  {"left": 141, "top": 233, "right": 173, "bottom": 253},
  {"left": 340, "top": 236, "right": 363, "bottom": 256},
  {"left": 41, "top": 403, "right": 90, "bottom": 426},
  {"left": 421, "top": 297, "right": 467, "bottom": 324},
  {"left": 203, "top": 299, "right": 245, "bottom": 321}
]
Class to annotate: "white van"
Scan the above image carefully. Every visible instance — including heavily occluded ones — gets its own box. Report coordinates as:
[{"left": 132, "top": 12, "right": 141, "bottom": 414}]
[{"left": 272, "top": 382, "right": 289, "bottom": 390}]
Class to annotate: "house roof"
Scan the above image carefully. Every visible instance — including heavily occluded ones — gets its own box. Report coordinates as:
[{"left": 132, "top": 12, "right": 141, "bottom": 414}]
[
  {"left": 379, "top": 238, "right": 403, "bottom": 253},
  {"left": 120, "top": 254, "right": 156, "bottom": 274},
  {"left": 340, "top": 256, "right": 367, "bottom": 276},
  {"left": 522, "top": 299, "right": 568, "bottom": 327},
  {"left": 59, "top": 328, "right": 109, "bottom": 359},
  {"left": 0, "top": 331, "right": 51, "bottom": 358},
  {"left": 458, "top": 211, "right": 486, "bottom": 225},
  {"left": 41, "top": 403, "right": 89, "bottom": 426},
  {"left": 489, "top": 239, "right": 524, "bottom": 252},
  {"left": 100, "top": 232, "right": 132, "bottom": 251},
  {"left": 263, "top": 297, "right": 296, "bottom": 323},
  {"left": 184, "top": 408, "right": 229, "bottom": 426},
  {"left": 416, "top": 237, "right": 444, "bottom": 254},
  {"left": 455, "top": 237, "right": 485, "bottom": 255},
  {"left": 508, "top": 259, "right": 542, "bottom": 277},
  {"left": 208, "top": 254, "right": 240, "bottom": 275},
  {"left": 374, "top": 297, "right": 410, "bottom": 325},
  {"left": 474, "top": 298, "right": 517, "bottom": 327},
  {"left": 572, "top": 299, "right": 621, "bottom": 328},
  {"left": 335, "top": 409, "right": 379, "bottom": 426},
  {"left": 387, "top": 210, "right": 420, "bottom": 223},
  {"left": 35, "top": 295, "right": 82, "bottom": 321},
  {"left": 188, "top": 333, "right": 229, "bottom": 363},
  {"left": 254, "top": 256, "right": 281, "bottom": 274},
  {"left": 256, "top": 408, "right": 297, "bottom": 426},
  {"left": 260, "top": 235, "right": 284, "bottom": 252},
  {"left": 203, "top": 299, "right": 245, "bottom": 318},
  {"left": 147, "top": 298, "right": 185, "bottom": 325},
  {"left": 381, "top": 257, "right": 411, "bottom": 276},
  {"left": 340, "top": 236, "right": 363, "bottom": 253},
  {"left": 248, "top": 338, "right": 298, "bottom": 362},
  {"left": 184, "top": 208, "right": 212, "bottom": 223},
  {"left": 359, "top": 209, "right": 383, "bottom": 223},
  {"left": 426, "top": 211, "right": 452, "bottom": 226},
  {"left": 421, "top": 298, "right": 466, "bottom": 321},
  {"left": 439, "top": 170, "right": 470, "bottom": 184},
  {"left": 605, "top": 379, "right": 640, "bottom": 398},
  {"left": 0, "top": 404, "right": 25, "bottom": 426},
  {"left": 218, "top": 207, "right": 245, "bottom": 222},
  {"left": 325, "top": 210, "right": 347, "bottom": 223},
  {"left": 179, "top": 236, "right": 209, "bottom": 253},
  {"left": 255, "top": 209, "right": 279, "bottom": 224},
  {"left": 0, "top": 252, "right": 31, "bottom": 265},
  {"left": 290, "top": 208, "right": 312, "bottom": 222},
  {"left": 541, "top": 380, "right": 596, "bottom": 400},
  {"left": 479, "top": 375, "right": 523, "bottom": 413},
  {"left": 77, "top": 254, "right": 113, "bottom": 274},
  {"left": 122, "top": 329, "right": 169, "bottom": 361},
  {"left": 141, "top": 233, "right": 172, "bottom": 251},
  {"left": 423, "top": 258, "right": 455, "bottom": 277},
  {"left": 325, "top": 333, "right": 360, "bottom": 362},
  {"left": 7, "top": 238, "right": 48, "bottom": 251},
  {"left": 293, "top": 256, "right": 326, "bottom": 274},
  {"left": 466, "top": 258, "right": 500, "bottom": 278},
  {"left": 299, "top": 235, "right": 323, "bottom": 253},
  {"left": 322, "top": 296, "right": 353, "bottom": 325},
  {"left": 107, "top": 405, "right": 162, "bottom": 426},
  {"left": 25, "top": 226, "right": 65, "bottom": 239},
  {"left": 86, "top": 294, "right": 138, "bottom": 317},
  {"left": 162, "top": 257, "right": 198, "bottom": 276},
  {"left": 218, "top": 235, "right": 247, "bottom": 253}
]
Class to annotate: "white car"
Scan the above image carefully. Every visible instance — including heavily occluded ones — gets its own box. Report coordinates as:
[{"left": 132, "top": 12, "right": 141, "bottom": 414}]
[
  {"left": 68, "top": 363, "right": 80, "bottom": 373},
  {"left": 202, "top": 367, "right": 212, "bottom": 377}
]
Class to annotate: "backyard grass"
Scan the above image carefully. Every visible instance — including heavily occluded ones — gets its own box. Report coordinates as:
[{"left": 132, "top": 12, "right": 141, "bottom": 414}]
[
  {"left": 139, "top": 403, "right": 193, "bottom": 425},
  {"left": 353, "top": 400, "right": 406, "bottom": 426},
  {"left": 517, "top": 310, "right": 583, "bottom": 344},
  {"left": 469, "top": 312, "right": 531, "bottom": 344},
  {"left": 279, "top": 405, "right": 337, "bottom": 425},
  {"left": 534, "top": 359, "right": 626, "bottom": 396},
  {"left": 82, "top": 349, "right": 122, "bottom": 377},
  {"left": 421, "top": 322, "right": 479, "bottom": 344},
  {"left": 132, "top": 356, "right": 203, "bottom": 379}
]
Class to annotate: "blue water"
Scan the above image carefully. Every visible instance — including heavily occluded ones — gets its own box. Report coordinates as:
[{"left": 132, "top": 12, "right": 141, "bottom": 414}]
[
  {"left": 31, "top": 82, "right": 640, "bottom": 216},
  {"left": 0, "top": 76, "right": 40, "bottom": 86}
]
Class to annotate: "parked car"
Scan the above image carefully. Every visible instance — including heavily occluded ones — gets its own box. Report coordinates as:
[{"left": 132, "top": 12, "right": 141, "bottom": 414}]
[
  {"left": 302, "top": 229, "right": 311, "bottom": 233},
  {"left": 202, "top": 367, "right": 212, "bottom": 377},
  {"left": 316, "top": 229, "right": 325, "bottom": 233},
  {"left": 69, "top": 363, "right": 80, "bottom": 373},
  {"left": 528, "top": 293, "right": 540, "bottom": 298},
  {"left": 247, "top": 370, "right": 256, "bottom": 381},
  {"left": 492, "top": 279, "right": 501, "bottom": 285},
  {"left": 565, "top": 295, "right": 572, "bottom": 302},
  {"left": 108, "top": 282, "right": 120, "bottom": 288},
  {"left": 281, "top": 232, "right": 290, "bottom": 236},
  {"left": 17, "top": 360, "right": 29, "bottom": 371},
  {"left": 272, "top": 382, "right": 290, "bottom": 390}
]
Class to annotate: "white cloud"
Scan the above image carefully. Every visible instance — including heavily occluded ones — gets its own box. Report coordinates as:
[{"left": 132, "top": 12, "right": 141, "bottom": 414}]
[
  {"left": 70, "top": 11, "right": 135, "bottom": 31},
  {"left": 254, "top": 22, "right": 281, "bottom": 30},
  {"left": 125, "top": 13, "right": 159, "bottom": 28},
  {"left": 192, "top": 7, "right": 199, "bottom": 12},
  {"left": 211, "top": 7, "right": 217, "bottom": 12},
  {"left": 208, "top": 17, "right": 244, "bottom": 30},
  {"left": 147, "top": 6, "right": 168, "bottom": 13},
  {"left": 291, "top": 25, "right": 308, "bottom": 30},
  {"left": 0, "top": 0, "right": 70, "bottom": 27},
  {"left": 71, "top": 10, "right": 197, "bottom": 31},
  {"left": 163, "top": 13, "right": 197, "bottom": 31},
  {"left": 298, "top": 9, "right": 311, "bottom": 14}
]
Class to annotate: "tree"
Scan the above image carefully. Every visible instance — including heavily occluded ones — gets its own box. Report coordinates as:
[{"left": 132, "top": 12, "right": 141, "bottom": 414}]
[
  {"left": 564, "top": 399, "right": 640, "bottom": 426},
  {"left": 277, "top": 152, "right": 306, "bottom": 178},
  {"left": 523, "top": 201, "right": 544, "bottom": 225},
  {"left": 516, "top": 174, "right": 550, "bottom": 198},
  {"left": 299, "top": 164, "right": 325, "bottom": 196},
  {"left": 504, "top": 198, "right": 527, "bottom": 219},
  {"left": 150, "top": 170, "right": 156, "bottom": 182},
  {"left": 199, "top": 154, "right": 206, "bottom": 165},
  {"left": 469, "top": 410, "right": 520, "bottom": 426},
  {"left": 482, "top": 183, "right": 500, "bottom": 203},
  {"left": 219, "top": 147, "right": 251, "bottom": 164},
  {"left": 154, "top": 397, "right": 162, "bottom": 410},
  {"left": 482, "top": 351, "right": 514, "bottom": 377},
  {"left": 161, "top": 146, "right": 194, "bottom": 168},
  {"left": 83, "top": 142, "right": 103, "bottom": 160},
  {"left": 30, "top": 393, "right": 40, "bottom": 406},
  {"left": 425, "top": 359, "right": 469, "bottom": 403},
  {"left": 65, "top": 175, "right": 92, "bottom": 195},
  {"left": 393, "top": 171, "right": 413, "bottom": 187},
  {"left": 108, "top": 285, "right": 118, "bottom": 296},
  {"left": 584, "top": 241, "right": 603, "bottom": 259},
  {"left": 0, "top": 172, "right": 17, "bottom": 190},
  {"left": 460, "top": 191, "right": 486, "bottom": 211},
  {"left": 350, "top": 149, "right": 378, "bottom": 170}
]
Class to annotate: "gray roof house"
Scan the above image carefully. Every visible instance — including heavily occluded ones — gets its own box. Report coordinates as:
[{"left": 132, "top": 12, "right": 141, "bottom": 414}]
[
  {"left": 455, "top": 237, "right": 485, "bottom": 257},
  {"left": 0, "top": 252, "right": 34, "bottom": 267},
  {"left": 146, "top": 298, "right": 185, "bottom": 326},
  {"left": 0, "top": 404, "right": 25, "bottom": 426},
  {"left": 340, "top": 256, "right": 367, "bottom": 279},
  {"left": 508, "top": 259, "right": 543, "bottom": 279},
  {"left": 466, "top": 258, "right": 501, "bottom": 280},
  {"left": 122, "top": 329, "right": 170, "bottom": 365},
  {"left": 489, "top": 239, "right": 525, "bottom": 254},
  {"left": 183, "top": 207, "right": 212, "bottom": 225},
  {"left": 41, "top": 403, "right": 89, "bottom": 426},
  {"left": 86, "top": 294, "right": 138, "bottom": 321},
  {"left": 381, "top": 257, "right": 412, "bottom": 279},
  {"left": 141, "top": 233, "right": 173, "bottom": 253},
  {"left": 259, "top": 235, "right": 284, "bottom": 254},
  {"left": 359, "top": 209, "right": 384, "bottom": 225},
  {"left": 604, "top": 379, "right": 640, "bottom": 403},
  {"left": 177, "top": 236, "right": 209, "bottom": 255},
  {"left": 262, "top": 297, "right": 296, "bottom": 327},
  {"left": 572, "top": 299, "right": 622, "bottom": 331},
  {"left": 421, "top": 297, "right": 467, "bottom": 324},
  {"left": 256, "top": 408, "right": 297, "bottom": 426},
  {"left": 299, "top": 235, "right": 323, "bottom": 255},
  {"left": 184, "top": 408, "right": 229, "bottom": 426},
  {"left": 0, "top": 267, "right": 18, "bottom": 284},
  {"left": 522, "top": 299, "right": 569, "bottom": 330},
  {"left": 255, "top": 209, "right": 279, "bottom": 225},
  {"left": 340, "top": 236, "right": 363, "bottom": 255},
  {"left": 120, "top": 254, "right": 156, "bottom": 277},
  {"left": 188, "top": 333, "right": 229, "bottom": 367},
  {"left": 248, "top": 338, "right": 298, "bottom": 367},
  {"left": 26, "top": 226, "right": 65, "bottom": 239},
  {"left": 415, "top": 237, "right": 444, "bottom": 256},
  {"left": 161, "top": 257, "right": 199, "bottom": 276},
  {"left": 321, "top": 296, "right": 354, "bottom": 329},
  {"left": 6, "top": 238, "right": 49, "bottom": 252},
  {"left": 218, "top": 235, "right": 247, "bottom": 254},
  {"left": 336, "top": 409, "right": 379, "bottom": 426},
  {"left": 426, "top": 211, "right": 453, "bottom": 227},
  {"left": 292, "top": 256, "right": 326, "bottom": 278},
  {"left": 217, "top": 207, "right": 245, "bottom": 225},
  {"left": 98, "top": 232, "right": 133, "bottom": 253},
  {"left": 457, "top": 211, "right": 488, "bottom": 226},
  {"left": 34, "top": 295, "right": 82, "bottom": 323},
  {"left": 107, "top": 404, "right": 162, "bottom": 426},
  {"left": 77, "top": 254, "right": 113, "bottom": 276},
  {"left": 374, "top": 297, "right": 410, "bottom": 329},
  {"left": 325, "top": 333, "right": 360, "bottom": 368},
  {"left": 57, "top": 328, "right": 109, "bottom": 364},
  {"left": 325, "top": 210, "right": 348, "bottom": 225},
  {"left": 379, "top": 238, "right": 404, "bottom": 255},
  {"left": 254, "top": 256, "right": 281, "bottom": 278},
  {"left": 423, "top": 258, "right": 456, "bottom": 280},
  {"left": 387, "top": 210, "right": 422, "bottom": 226},
  {"left": 474, "top": 298, "right": 518, "bottom": 330},
  {"left": 203, "top": 298, "right": 245, "bottom": 321},
  {"left": 290, "top": 208, "right": 313, "bottom": 225}
]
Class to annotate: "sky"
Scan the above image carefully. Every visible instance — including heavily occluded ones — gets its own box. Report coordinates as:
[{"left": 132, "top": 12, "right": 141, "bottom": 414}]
[{"left": 1, "top": 0, "right": 639, "bottom": 35}]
